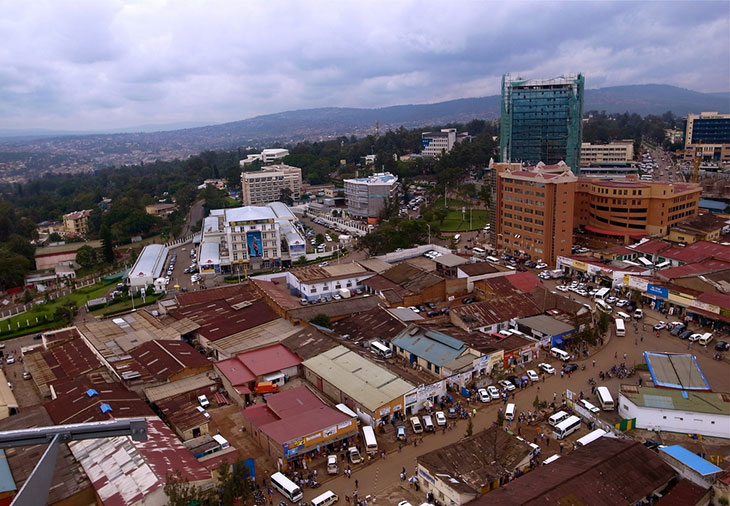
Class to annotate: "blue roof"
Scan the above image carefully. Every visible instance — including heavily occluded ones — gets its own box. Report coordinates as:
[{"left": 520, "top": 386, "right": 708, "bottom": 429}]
[
  {"left": 660, "top": 445, "right": 722, "bottom": 476},
  {"left": 643, "top": 352, "right": 711, "bottom": 391},
  {"left": 390, "top": 326, "right": 466, "bottom": 366},
  {"left": 100, "top": 403, "right": 113, "bottom": 413},
  {"left": 0, "top": 450, "right": 16, "bottom": 493},
  {"left": 699, "top": 199, "right": 728, "bottom": 210}
]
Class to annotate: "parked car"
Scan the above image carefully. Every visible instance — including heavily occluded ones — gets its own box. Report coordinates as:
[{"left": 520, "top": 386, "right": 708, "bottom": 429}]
[
  {"left": 426, "top": 302, "right": 437, "bottom": 310},
  {"left": 327, "top": 455, "right": 339, "bottom": 474},
  {"left": 498, "top": 380, "right": 515, "bottom": 392},
  {"left": 670, "top": 324, "right": 687, "bottom": 336},
  {"left": 562, "top": 363, "right": 579, "bottom": 373},
  {"left": 197, "top": 395, "right": 210, "bottom": 408},
  {"left": 615, "top": 299, "right": 628, "bottom": 307},
  {"left": 538, "top": 363, "right": 555, "bottom": 374},
  {"left": 427, "top": 311, "right": 440, "bottom": 317},
  {"left": 348, "top": 447, "right": 362, "bottom": 464},
  {"left": 526, "top": 369, "right": 539, "bottom": 382},
  {"left": 634, "top": 309, "right": 643, "bottom": 319},
  {"left": 536, "top": 263, "right": 548, "bottom": 269},
  {"left": 653, "top": 321, "right": 667, "bottom": 331},
  {"left": 447, "top": 407, "right": 458, "bottom": 419},
  {"left": 678, "top": 329, "right": 693, "bottom": 340},
  {"left": 556, "top": 285, "right": 569, "bottom": 292},
  {"left": 688, "top": 333, "right": 702, "bottom": 342},
  {"left": 396, "top": 425, "right": 406, "bottom": 440},
  {"left": 5, "top": 356, "right": 14, "bottom": 365},
  {"left": 487, "top": 386, "right": 501, "bottom": 400},
  {"left": 478, "top": 388, "right": 491, "bottom": 403},
  {"left": 195, "top": 406, "right": 211, "bottom": 419},
  {"left": 715, "top": 341, "right": 730, "bottom": 351},
  {"left": 435, "top": 411, "right": 447, "bottom": 426}
]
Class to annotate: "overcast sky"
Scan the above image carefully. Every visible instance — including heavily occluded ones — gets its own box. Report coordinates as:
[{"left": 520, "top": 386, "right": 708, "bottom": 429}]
[{"left": 1, "top": 0, "right": 728, "bottom": 132}]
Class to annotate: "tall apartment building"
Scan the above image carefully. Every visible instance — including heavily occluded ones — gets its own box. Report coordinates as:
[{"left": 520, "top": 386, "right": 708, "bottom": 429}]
[
  {"left": 344, "top": 172, "right": 399, "bottom": 220},
  {"left": 683, "top": 112, "right": 730, "bottom": 166},
  {"left": 421, "top": 128, "right": 469, "bottom": 157},
  {"left": 581, "top": 141, "right": 634, "bottom": 166},
  {"left": 198, "top": 202, "right": 305, "bottom": 274},
  {"left": 62, "top": 209, "right": 92, "bottom": 236},
  {"left": 241, "top": 164, "right": 302, "bottom": 206},
  {"left": 573, "top": 178, "right": 701, "bottom": 239},
  {"left": 494, "top": 161, "right": 577, "bottom": 266},
  {"left": 500, "top": 74, "right": 585, "bottom": 172}
]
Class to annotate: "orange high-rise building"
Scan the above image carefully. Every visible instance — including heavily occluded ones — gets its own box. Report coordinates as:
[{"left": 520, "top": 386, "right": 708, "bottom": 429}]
[{"left": 494, "top": 161, "right": 576, "bottom": 266}]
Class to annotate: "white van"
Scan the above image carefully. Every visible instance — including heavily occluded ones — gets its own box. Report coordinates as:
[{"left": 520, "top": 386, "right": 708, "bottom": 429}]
[
  {"left": 578, "top": 399, "right": 600, "bottom": 414},
  {"left": 361, "top": 425, "right": 378, "bottom": 455},
  {"left": 554, "top": 415, "right": 582, "bottom": 440},
  {"left": 596, "top": 386, "right": 615, "bottom": 411},
  {"left": 472, "top": 247, "right": 486, "bottom": 257},
  {"left": 422, "top": 415, "right": 435, "bottom": 432},
  {"left": 547, "top": 410, "right": 570, "bottom": 427},
  {"left": 699, "top": 333, "right": 714, "bottom": 346},
  {"left": 454, "top": 234, "right": 461, "bottom": 242},
  {"left": 486, "top": 256, "right": 500, "bottom": 264},
  {"left": 576, "top": 429, "right": 607, "bottom": 448},
  {"left": 311, "top": 490, "right": 339, "bottom": 506},
  {"left": 615, "top": 318, "right": 625, "bottom": 337},
  {"left": 410, "top": 416, "right": 423, "bottom": 433},
  {"left": 616, "top": 311, "right": 631, "bottom": 320},
  {"left": 550, "top": 347, "right": 570, "bottom": 362},
  {"left": 505, "top": 403, "right": 515, "bottom": 421},
  {"left": 370, "top": 340, "right": 393, "bottom": 358},
  {"left": 271, "top": 472, "right": 303, "bottom": 502}
]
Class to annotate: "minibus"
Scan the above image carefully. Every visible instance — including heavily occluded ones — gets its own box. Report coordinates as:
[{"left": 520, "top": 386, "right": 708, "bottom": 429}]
[
  {"left": 505, "top": 403, "right": 515, "bottom": 421},
  {"left": 596, "top": 386, "right": 615, "bottom": 411},
  {"left": 472, "top": 247, "right": 486, "bottom": 257},
  {"left": 699, "top": 333, "right": 714, "bottom": 346},
  {"left": 553, "top": 415, "right": 582, "bottom": 440},
  {"left": 486, "top": 256, "right": 500, "bottom": 264},
  {"left": 615, "top": 318, "right": 625, "bottom": 337},
  {"left": 311, "top": 490, "right": 339, "bottom": 506},
  {"left": 578, "top": 399, "right": 600, "bottom": 414},
  {"left": 550, "top": 347, "right": 570, "bottom": 362},
  {"left": 547, "top": 410, "right": 570, "bottom": 427},
  {"left": 335, "top": 403, "right": 360, "bottom": 426},
  {"left": 616, "top": 311, "right": 631, "bottom": 321},
  {"left": 542, "top": 454, "right": 561, "bottom": 465},
  {"left": 362, "top": 425, "right": 378, "bottom": 455},
  {"left": 271, "top": 472, "right": 303, "bottom": 502},
  {"left": 576, "top": 429, "right": 606, "bottom": 447},
  {"left": 370, "top": 340, "right": 392, "bottom": 358}
]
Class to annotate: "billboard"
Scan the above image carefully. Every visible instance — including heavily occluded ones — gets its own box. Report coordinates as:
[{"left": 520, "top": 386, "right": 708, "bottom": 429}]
[{"left": 246, "top": 231, "right": 263, "bottom": 258}]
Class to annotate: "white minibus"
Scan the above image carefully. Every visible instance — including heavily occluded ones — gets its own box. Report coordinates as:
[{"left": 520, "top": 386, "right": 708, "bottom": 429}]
[
  {"left": 335, "top": 403, "right": 360, "bottom": 425},
  {"left": 370, "top": 340, "right": 392, "bottom": 358},
  {"left": 472, "top": 247, "right": 486, "bottom": 257},
  {"left": 615, "top": 318, "right": 625, "bottom": 337},
  {"left": 505, "top": 403, "right": 515, "bottom": 421},
  {"left": 553, "top": 415, "right": 582, "bottom": 440},
  {"left": 596, "top": 386, "right": 615, "bottom": 411},
  {"left": 486, "top": 256, "right": 500, "bottom": 264},
  {"left": 311, "top": 490, "right": 339, "bottom": 506},
  {"left": 547, "top": 410, "right": 570, "bottom": 427},
  {"left": 271, "top": 472, "right": 303, "bottom": 502},
  {"left": 576, "top": 428, "right": 606, "bottom": 447},
  {"left": 361, "top": 425, "right": 378, "bottom": 455},
  {"left": 616, "top": 311, "right": 631, "bottom": 321},
  {"left": 699, "top": 333, "right": 714, "bottom": 346},
  {"left": 578, "top": 399, "right": 600, "bottom": 414},
  {"left": 550, "top": 347, "right": 570, "bottom": 362}
]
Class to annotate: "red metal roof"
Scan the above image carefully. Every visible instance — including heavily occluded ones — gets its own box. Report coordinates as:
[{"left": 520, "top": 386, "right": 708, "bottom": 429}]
[
  {"left": 130, "top": 340, "right": 211, "bottom": 381},
  {"left": 657, "top": 260, "right": 730, "bottom": 280},
  {"left": 696, "top": 291, "right": 730, "bottom": 310},
  {"left": 40, "top": 337, "right": 104, "bottom": 382},
  {"left": 170, "top": 299, "right": 278, "bottom": 342},
  {"left": 214, "top": 358, "right": 256, "bottom": 386},
  {"left": 630, "top": 239, "right": 673, "bottom": 255},
  {"left": 45, "top": 380, "right": 154, "bottom": 424},
  {"left": 236, "top": 344, "right": 303, "bottom": 377},
  {"left": 242, "top": 385, "right": 354, "bottom": 445},
  {"left": 663, "top": 241, "right": 730, "bottom": 263},
  {"left": 175, "top": 283, "right": 259, "bottom": 307},
  {"left": 506, "top": 272, "right": 543, "bottom": 293}
]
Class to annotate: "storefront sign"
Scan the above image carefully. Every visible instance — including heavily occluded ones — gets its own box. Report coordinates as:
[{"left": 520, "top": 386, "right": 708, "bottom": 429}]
[
  {"left": 692, "top": 300, "right": 720, "bottom": 314},
  {"left": 572, "top": 260, "right": 587, "bottom": 272},
  {"left": 338, "top": 421, "right": 352, "bottom": 430},
  {"left": 379, "top": 406, "right": 391, "bottom": 416},
  {"left": 647, "top": 284, "right": 668, "bottom": 299},
  {"left": 419, "top": 468, "right": 436, "bottom": 484},
  {"left": 323, "top": 426, "right": 336, "bottom": 437},
  {"left": 306, "top": 432, "right": 322, "bottom": 442}
]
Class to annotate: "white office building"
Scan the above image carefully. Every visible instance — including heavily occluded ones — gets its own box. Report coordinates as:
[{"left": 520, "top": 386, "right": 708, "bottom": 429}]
[
  {"left": 239, "top": 148, "right": 290, "bottom": 167},
  {"left": 241, "top": 164, "right": 302, "bottom": 206},
  {"left": 421, "top": 128, "right": 469, "bottom": 157},
  {"left": 197, "top": 203, "right": 306, "bottom": 275},
  {"left": 344, "top": 172, "right": 399, "bottom": 219}
]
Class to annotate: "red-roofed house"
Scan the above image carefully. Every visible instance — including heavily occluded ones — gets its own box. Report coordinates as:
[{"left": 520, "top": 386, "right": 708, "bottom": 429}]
[
  {"left": 241, "top": 385, "right": 358, "bottom": 469},
  {"left": 130, "top": 340, "right": 212, "bottom": 383},
  {"left": 215, "top": 344, "right": 302, "bottom": 405}
]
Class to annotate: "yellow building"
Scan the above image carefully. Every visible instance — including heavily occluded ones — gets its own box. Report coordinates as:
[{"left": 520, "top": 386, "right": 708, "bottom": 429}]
[
  {"left": 62, "top": 209, "right": 92, "bottom": 236},
  {"left": 666, "top": 213, "right": 726, "bottom": 244},
  {"left": 581, "top": 141, "right": 634, "bottom": 166}
]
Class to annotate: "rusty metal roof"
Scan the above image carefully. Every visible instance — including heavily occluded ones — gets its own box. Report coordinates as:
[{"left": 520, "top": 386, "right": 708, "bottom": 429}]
[{"left": 451, "top": 293, "right": 541, "bottom": 330}]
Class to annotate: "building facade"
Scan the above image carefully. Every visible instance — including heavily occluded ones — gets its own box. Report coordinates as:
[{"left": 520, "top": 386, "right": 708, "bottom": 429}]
[
  {"left": 239, "top": 148, "right": 290, "bottom": 167},
  {"left": 494, "top": 161, "right": 577, "bottom": 265},
  {"left": 421, "top": 128, "right": 469, "bottom": 157},
  {"left": 241, "top": 164, "right": 302, "bottom": 206},
  {"left": 62, "top": 209, "right": 92, "bottom": 236},
  {"left": 573, "top": 178, "right": 701, "bottom": 239},
  {"left": 581, "top": 141, "right": 634, "bottom": 166},
  {"left": 683, "top": 112, "right": 730, "bottom": 166},
  {"left": 344, "top": 172, "right": 399, "bottom": 220},
  {"left": 500, "top": 74, "right": 585, "bottom": 172}
]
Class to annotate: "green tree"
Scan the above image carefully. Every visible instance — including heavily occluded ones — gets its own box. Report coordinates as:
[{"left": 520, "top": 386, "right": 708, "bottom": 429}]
[
  {"left": 100, "top": 225, "right": 115, "bottom": 263},
  {"left": 0, "top": 250, "right": 30, "bottom": 290},
  {"left": 311, "top": 313, "right": 331, "bottom": 328},
  {"left": 53, "top": 301, "right": 78, "bottom": 326},
  {"left": 279, "top": 187, "right": 294, "bottom": 206},
  {"left": 315, "top": 233, "right": 325, "bottom": 245},
  {"left": 164, "top": 470, "right": 210, "bottom": 506},
  {"left": 21, "top": 289, "right": 34, "bottom": 304},
  {"left": 434, "top": 208, "right": 448, "bottom": 225},
  {"left": 75, "top": 245, "right": 98, "bottom": 269},
  {"left": 215, "top": 459, "right": 252, "bottom": 506}
]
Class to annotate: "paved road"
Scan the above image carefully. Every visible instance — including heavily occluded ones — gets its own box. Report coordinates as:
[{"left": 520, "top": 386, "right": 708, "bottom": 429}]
[{"left": 183, "top": 199, "right": 205, "bottom": 236}]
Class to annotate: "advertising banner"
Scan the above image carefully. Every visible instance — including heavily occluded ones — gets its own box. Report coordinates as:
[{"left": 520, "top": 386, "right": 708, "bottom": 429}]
[
  {"left": 246, "top": 231, "right": 263, "bottom": 257},
  {"left": 647, "top": 284, "right": 668, "bottom": 299}
]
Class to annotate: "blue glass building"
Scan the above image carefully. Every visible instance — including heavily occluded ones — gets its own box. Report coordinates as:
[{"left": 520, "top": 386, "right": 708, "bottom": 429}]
[{"left": 500, "top": 74, "right": 585, "bottom": 172}]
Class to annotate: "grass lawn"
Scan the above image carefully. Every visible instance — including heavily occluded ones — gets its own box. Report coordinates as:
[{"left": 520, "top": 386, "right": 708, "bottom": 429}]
[
  {"left": 427, "top": 198, "right": 489, "bottom": 232},
  {"left": 0, "top": 281, "right": 116, "bottom": 339}
]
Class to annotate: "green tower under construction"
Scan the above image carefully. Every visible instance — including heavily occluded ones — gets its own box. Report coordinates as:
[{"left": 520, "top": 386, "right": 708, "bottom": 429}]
[{"left": 500, "top": 74, "right": 584, "bottom": 172}]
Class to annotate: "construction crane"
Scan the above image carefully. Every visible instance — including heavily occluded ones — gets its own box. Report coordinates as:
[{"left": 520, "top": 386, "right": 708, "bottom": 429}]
[{"left": 692, "top": 140, "right": 702, "bottom": 183}]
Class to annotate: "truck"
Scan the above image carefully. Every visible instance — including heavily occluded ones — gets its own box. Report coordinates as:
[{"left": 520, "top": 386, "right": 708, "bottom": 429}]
[{"left": 338, "top": 288, "right": 352, "bottom": 299}]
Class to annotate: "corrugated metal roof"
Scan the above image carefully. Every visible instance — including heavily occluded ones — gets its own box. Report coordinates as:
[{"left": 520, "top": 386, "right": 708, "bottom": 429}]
[
  {"left": 143, "top": 372, "right": 217, "bottom": 403},
  {"left": 129, "top": 244, "right": 166, "bottom": 279},
  {"left": 391, "top": 325, "right": 466, "bottom": 367},
  {"left": 660, "top": 446, "right": 722, "bottom": 476},
  {"left": 643, "top": 352, "right": 711, "bottom": 391},
  {"left": 302, "top": 345, "right": 414, "bottom": 412},
  {"left": 620, "top": 385, "right": 728, "bottom": 415},
  {"left": 516, "top": 314, "right": 575, "bottom": 336}
]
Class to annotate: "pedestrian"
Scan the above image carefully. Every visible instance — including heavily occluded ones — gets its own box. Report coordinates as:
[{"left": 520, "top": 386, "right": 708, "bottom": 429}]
[
  {"left": 553, "top": 392, "right": 557, "bottom": 401},
  {"left": 355, "top": 479, "right": 358, "bottom": 489},
  {"left": 623, "top": 353, "right": 627, "bottom": 360},
  {"left": 615, "top": 351, "right": 618, "bottom": 359},
  {"left": 559, "top": 442, "right": 564, "bottom": 454},
  {"left": 560, "top": 370, "right": 564, "bottom": 379},
  {"left": 592, "top": 359, "right": 595, "bottom": 367}
]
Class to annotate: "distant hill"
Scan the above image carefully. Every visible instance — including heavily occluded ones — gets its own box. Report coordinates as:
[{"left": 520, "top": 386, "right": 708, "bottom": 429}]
[{"left": 0, "top": 83, "right": 728, "bottom": 176}]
